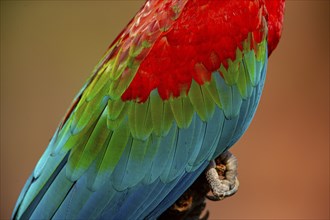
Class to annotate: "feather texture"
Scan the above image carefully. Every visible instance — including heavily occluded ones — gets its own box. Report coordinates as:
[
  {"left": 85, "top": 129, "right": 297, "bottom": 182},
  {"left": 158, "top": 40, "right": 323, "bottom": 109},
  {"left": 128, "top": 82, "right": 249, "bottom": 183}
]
[{"left": 12, "top": 0, "right": 276, "bottom": 219}]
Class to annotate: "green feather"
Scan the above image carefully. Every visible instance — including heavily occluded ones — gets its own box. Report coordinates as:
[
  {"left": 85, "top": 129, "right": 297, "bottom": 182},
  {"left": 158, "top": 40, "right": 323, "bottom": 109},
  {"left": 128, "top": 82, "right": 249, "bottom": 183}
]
[
  {"left": 169, "top": 95, "right": 194, "bottom": 128},
  {"left": 200, "top": 84, "right": 215, "bottom": 119},
  {"left": 221, "top": 61, "right": 238, "bottom": 85},
  {"left": 132, "top": 99, "right": 153, "bottom": 140},
  {"left": 71, "top": 83, "right": 109, "bottom": 135},
  {"left": 150, "top": 90, "right": 174, "bottom": 136},
  {"left": 150, "top": 90, "right": 164, "bottom": 136},
  {"left": 181, "top": 95, "right": 195, "bottom": 127},
  {"left": 204, "top": 75, "right": 222, "bottom": 109},
  {"left": 68, "top": 109, "right": 111, "bottom": 181},
  {"left": 107, "top": 98, "right": 126, "bottom": 120},
  {"left": 243, "top": 49, "right": 257, "bottom": 86},
  {"left": 107, "top": 101, "right": 130, "bottom": 130},
  {"left": 163, "top": 101, "right": 175, "bottom": 136},
  {"left": 188, "top": 80, "right": 206, "bottom": 121},
  {"left": 103, "top": 117, "right": 130, "bottom": 172},
  {"left": 129, "top": 40, "right": 150, "bottom": 58},
  {"left": 108, "top": 47, "right": 123, "bottom": 81},
  {"left": 88, "top": 116, "right": 130, "bottom": 190},
  {"left": 60, "top": 123, "right": 93, "bottom": 153},
  {"left": 85, "top": 67, "right": 110, "bottom": 102},
  {"left": 108, "top": 60, "right": 140, "bottom": 99},
  {"left": 237, "top": 61, "right": 251, "bottom": 99},
  {"left": 256, "top": 39, "right": 266, "bottom": 62},
  {"left": 188, "top": 80, "right": 211, "bottom": 121}
]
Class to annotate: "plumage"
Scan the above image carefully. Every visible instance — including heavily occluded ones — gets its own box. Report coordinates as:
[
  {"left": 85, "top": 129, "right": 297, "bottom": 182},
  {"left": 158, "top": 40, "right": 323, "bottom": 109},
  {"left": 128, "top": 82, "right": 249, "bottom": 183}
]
[{"left": 12, "top": 0, "right": 285, "bottom": 219}]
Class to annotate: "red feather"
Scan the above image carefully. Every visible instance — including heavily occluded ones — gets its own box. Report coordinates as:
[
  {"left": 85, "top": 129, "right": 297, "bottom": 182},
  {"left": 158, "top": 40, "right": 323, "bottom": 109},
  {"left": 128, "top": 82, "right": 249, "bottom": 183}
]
[{"left": 121, "top": 0, "right": 284, "bottom": 102}]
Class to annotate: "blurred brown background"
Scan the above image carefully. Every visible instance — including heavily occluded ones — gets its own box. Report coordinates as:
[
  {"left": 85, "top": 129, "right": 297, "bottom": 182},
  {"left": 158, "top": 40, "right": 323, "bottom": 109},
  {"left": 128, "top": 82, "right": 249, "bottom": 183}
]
[{"left": 1, "top": 1, "right": 329, "bottom": 219}]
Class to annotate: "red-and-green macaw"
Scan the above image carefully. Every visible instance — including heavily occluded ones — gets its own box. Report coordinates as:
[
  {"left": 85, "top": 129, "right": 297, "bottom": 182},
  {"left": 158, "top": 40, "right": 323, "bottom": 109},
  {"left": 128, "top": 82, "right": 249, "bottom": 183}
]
[{"left": 12, "top": 0, "right": 285, "bottom": 219}]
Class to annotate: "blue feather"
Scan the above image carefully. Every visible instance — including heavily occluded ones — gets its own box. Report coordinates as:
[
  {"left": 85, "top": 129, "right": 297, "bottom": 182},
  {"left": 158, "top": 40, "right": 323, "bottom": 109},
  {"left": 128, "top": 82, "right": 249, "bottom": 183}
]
[
  {"left": 147, "top": 162, "right": 208, "bottom": 219},
  {"left": 52, "top": 174, "right": 92, "bottom": 219}
]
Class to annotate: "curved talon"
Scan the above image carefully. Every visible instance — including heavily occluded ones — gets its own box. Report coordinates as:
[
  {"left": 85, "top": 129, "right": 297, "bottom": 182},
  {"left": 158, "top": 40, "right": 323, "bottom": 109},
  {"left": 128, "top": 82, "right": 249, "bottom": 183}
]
[
  {"left": 206, "top": 177, "right": 239, "bottom": 201},
  {"left": 222, "top": 177, "right": 239, "bottom": 198},
  {"left": 205, "top": 151, "right": 239, "bottom": 201},
  {"left": 206, "top": 193, "right": 225, "bottom": 201}
]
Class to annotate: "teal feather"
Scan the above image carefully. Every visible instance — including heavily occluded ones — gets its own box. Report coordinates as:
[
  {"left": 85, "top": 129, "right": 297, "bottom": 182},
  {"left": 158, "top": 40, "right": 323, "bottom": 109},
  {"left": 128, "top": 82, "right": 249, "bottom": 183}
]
[
  {"left": 52, "top": 174, "right": 93, "bottom": 219},
  {"left": 186, "top": 114, "right": 206, "bottom": 171},
  {"left": 159, "top": 123, "right": 179, "bottom": 183},
  {"left": 29, "top": 165, "right": 73, "bottom": 219},
  {"left": 254, "top": 59, "right": 264, "bottom": 86},
  {"left": 120, "top": 138, "right": 151, "bottom": 188},
  {"left": 77, "top": 182, "right": 119, "bottom": 219},
  {"left": 34, "top": 126, "right": 60, "bottom": 178},
  {"left": 16, "top": 151, "right": 67, "bottom": 219},
  {"left": 11, "top": 175, "right": 33, "bottom": 219},
  {"left": 166, "top": 126, "right": 192, "bottom": 181},
  {"left": 228, "top": 89, "right": 254, "bottom": 147},
  {"left": 214, "top": 114, "right": 240, "bottom": 156},
  {"left": 110, "top": 181, "right": 161, "bottom": 220},
  {"left": 93, "top": 116, "right": 130, "bottom": 189},
  {"left": 142, "top": 136, "right": 166, "bottom": 184},
  {"left": 137, "top": 182, "right": 169, "bottom": 218},
  {"left": 86, "top": 140, "right": 111, "bottom": 191},
  {"left": 139, "top": 135, "right": 160, "bottom": 183},
  {"left": 125, "top": 183, "right": 163, "bottom": 219},
  {"left": 53, "top": 118, "right": 73, "bottom": 154},
  {"left": 213, "top": 72, "right": 243, "bottom": 119},
  {"left": 192, "top": 107, "right": 224, "bottom": 167},
  {"left": 111, "top": 136, "right": 133, "bottom": 191}
]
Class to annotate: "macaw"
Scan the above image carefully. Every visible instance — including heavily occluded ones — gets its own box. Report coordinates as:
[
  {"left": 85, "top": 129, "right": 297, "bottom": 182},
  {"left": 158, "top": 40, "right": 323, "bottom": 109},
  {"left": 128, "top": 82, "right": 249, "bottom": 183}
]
[{"left": 12, "top": 0, "right": 285, "bottom": 219}]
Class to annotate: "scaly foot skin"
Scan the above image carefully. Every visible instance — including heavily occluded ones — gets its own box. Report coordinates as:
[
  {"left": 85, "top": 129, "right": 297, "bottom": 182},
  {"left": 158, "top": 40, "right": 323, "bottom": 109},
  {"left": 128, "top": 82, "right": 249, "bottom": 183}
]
[{"left": 205, "top": 151, "right": 239, "bottom": 201}]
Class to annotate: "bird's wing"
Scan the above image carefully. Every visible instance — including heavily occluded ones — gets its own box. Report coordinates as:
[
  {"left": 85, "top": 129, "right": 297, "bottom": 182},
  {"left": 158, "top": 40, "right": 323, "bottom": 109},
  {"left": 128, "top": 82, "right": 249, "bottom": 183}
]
[{"left": 13, "top": 1, "right": 269, "bottom": 219}]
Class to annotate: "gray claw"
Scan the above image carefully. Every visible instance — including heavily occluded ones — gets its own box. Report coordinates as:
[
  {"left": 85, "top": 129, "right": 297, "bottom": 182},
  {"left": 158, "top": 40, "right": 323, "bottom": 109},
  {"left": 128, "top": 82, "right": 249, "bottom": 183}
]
[{"left": 205, "top": 151, "right": 239, "bottom": 201}]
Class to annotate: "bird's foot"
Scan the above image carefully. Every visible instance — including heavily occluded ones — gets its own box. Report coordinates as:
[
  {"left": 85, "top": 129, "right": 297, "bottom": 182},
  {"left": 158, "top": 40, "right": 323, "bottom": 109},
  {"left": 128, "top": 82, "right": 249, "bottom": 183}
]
[{"left": 205, "top": 151, "right": 239, "bottom": 201}]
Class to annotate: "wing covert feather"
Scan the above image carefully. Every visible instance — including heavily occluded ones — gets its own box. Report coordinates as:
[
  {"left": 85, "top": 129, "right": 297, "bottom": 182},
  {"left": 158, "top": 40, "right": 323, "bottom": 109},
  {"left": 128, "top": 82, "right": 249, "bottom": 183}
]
[{"left": 38, "top": 34, "right": 268, "bottom": 192}]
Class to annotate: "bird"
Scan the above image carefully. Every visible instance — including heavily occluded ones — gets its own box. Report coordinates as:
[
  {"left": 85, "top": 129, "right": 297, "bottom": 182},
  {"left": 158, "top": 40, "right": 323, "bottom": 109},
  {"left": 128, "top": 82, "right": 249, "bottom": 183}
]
[{"left": 12, "top": 0, "right": 285, "bottom": 219}]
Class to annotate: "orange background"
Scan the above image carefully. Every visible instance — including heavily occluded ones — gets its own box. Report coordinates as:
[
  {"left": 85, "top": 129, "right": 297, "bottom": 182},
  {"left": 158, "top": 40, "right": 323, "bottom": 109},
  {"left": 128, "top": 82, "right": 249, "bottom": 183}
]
[{"left": 1, "top": 1, "right": 329, "bottom": 219}]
